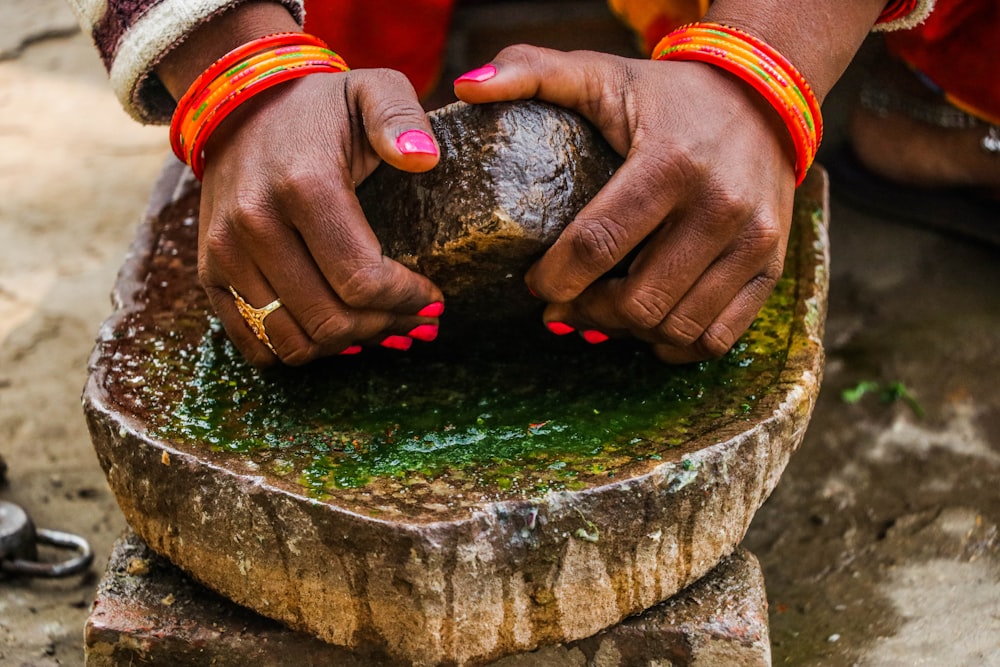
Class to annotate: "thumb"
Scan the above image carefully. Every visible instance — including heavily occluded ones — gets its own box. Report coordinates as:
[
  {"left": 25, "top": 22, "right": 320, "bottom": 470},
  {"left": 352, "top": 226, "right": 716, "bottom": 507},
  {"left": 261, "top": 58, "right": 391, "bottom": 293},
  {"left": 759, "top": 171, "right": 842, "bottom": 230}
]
[
  {"left": 350, "top": 69, "right": 440, "bottom": 173},
  {"left": 453, "top": 45, "right": 613, "bottom": 120}
]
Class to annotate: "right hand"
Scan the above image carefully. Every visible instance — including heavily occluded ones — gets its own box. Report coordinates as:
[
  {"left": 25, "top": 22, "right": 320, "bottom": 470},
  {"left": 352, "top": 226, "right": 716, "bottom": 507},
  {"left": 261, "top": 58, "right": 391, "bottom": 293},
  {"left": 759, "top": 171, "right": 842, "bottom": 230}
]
[{"left": 195, "top": 68, "right": 445, "bottom": 366}]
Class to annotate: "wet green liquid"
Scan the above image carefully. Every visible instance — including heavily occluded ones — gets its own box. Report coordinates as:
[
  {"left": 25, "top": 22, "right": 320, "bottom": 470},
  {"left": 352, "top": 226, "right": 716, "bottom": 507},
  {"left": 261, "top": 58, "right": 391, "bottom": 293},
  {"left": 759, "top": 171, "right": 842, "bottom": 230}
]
[{"left": 143, "top": 264, "right": 797, "bottom": 503}]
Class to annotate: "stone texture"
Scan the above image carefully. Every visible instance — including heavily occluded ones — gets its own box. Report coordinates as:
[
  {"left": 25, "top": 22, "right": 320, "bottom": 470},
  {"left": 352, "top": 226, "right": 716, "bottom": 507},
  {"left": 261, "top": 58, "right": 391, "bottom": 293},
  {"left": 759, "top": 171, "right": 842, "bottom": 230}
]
[
  {"left": 358, "top": 101, "right": 622, "bottom": 323},
  {"left": 83, "top": 101, "right": 829, "bottom": 666},
  {"left": 85, "top": 530, "right": 770, "bottom": 666}
]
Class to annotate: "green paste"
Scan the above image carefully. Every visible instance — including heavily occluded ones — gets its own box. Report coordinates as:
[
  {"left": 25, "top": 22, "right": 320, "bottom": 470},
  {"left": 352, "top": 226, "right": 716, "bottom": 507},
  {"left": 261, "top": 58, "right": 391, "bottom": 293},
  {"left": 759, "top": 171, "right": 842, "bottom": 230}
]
[{"left": 139, "top": 256, "right": 797, "bottom": 502}]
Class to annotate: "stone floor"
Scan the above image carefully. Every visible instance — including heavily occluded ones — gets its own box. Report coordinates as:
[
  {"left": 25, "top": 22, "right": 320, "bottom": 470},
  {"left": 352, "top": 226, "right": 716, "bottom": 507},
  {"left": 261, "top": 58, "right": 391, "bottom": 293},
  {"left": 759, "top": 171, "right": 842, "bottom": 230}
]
[{"left": 1, "top": 2, "right": 998, "bottom": 666}]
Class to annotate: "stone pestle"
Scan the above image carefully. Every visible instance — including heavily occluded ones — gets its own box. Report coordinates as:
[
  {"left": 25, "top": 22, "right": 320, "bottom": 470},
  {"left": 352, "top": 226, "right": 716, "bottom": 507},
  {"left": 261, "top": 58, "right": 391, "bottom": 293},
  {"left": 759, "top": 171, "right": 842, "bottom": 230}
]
[{"left": 357, "top": 100, "right": 623, "bottom": 328}]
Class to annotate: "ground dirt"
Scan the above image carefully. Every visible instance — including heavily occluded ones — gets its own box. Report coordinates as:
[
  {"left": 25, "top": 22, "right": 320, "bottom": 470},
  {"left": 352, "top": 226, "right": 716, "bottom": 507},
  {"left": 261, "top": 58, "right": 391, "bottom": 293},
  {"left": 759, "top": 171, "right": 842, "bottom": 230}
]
[{"left": 1, "top": 5, "right": 998, "bottom": 667}]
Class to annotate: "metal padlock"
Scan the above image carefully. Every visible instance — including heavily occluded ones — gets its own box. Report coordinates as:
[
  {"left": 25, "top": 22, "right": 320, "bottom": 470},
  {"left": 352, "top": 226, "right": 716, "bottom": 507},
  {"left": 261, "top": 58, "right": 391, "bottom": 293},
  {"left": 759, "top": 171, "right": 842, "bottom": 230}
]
[
  {"left": 0, "top": 500, "right": 93, "bottom": 578},
  {"left": 0, "top": 501, "right": 38, "bottom": 566}
]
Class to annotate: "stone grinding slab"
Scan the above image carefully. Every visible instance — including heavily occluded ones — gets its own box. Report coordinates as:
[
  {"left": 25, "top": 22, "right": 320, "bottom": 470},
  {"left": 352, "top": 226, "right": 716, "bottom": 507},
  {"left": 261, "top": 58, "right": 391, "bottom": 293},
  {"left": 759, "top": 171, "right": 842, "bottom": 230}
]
[
  {"left": 85, "top": 530, "right": 771, "bottom": 666},
  {"left": 83, "top": 101, "right": 828, "bottom": 666}
]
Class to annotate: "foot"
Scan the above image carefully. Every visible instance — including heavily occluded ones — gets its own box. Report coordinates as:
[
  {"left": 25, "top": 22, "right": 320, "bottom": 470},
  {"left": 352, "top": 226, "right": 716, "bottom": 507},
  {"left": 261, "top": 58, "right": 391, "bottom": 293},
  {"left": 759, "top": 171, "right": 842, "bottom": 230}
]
[
  {"left": 849, "top": 106, "right": 1000, "bottom": 195},
  {"left": 848, "top": 60, "right": 1000, "bottom": 196}
]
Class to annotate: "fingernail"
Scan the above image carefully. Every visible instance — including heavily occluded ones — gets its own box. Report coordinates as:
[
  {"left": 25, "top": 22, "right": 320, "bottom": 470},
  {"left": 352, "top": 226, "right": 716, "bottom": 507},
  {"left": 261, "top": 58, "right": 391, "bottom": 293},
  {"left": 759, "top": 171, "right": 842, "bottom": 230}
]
[
  {"left": 417, "top": 301, "right": 445, "bottom": 318},
  {"left": 454, "top": 64, "right": 496, "bottom": 84},
  {"left": 381, "top": 335, "right": 413, "bottom": 351},
  {"left": 545, "top": 321, "right": 575, "bottom": 336},
  {"left": 396, "top": 129, "right": 438, "bottom": 156},
  {"left": 338, "top": 345, "right": 363, "bottom": 355},
  {"left": 408, "top": 324, "right": 439, "bottom": 342},
  {"left": 582, "top": 330, "right": 609, "bottom": 344}
]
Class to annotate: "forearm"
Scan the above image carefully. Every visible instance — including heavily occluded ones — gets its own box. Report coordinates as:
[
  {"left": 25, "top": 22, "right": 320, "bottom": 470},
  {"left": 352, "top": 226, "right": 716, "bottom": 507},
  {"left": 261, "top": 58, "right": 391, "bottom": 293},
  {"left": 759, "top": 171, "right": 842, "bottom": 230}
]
[
  {"left": 156, "top": 1, "right": 300, "bottom": 100},
  {"left": 703, "top": 0, "right": 888, "bottom": 103}
]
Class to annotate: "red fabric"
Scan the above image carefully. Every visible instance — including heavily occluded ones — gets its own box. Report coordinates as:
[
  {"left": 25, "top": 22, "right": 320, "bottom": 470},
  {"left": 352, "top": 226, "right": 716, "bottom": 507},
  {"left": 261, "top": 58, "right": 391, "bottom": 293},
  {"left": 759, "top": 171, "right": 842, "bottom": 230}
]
[
  {"left": 301, "top": 1, "right": 1000, "bottom": 124},
  {"left": 885, "top": 0, "right": 1000, "bottom": 124},
  {"left": 876, "top": 0, "right": 919, "bottom": 25},
  {"left": 641, "top": 13, "right": 691, "bottom": 55},
  {"left": 303, "top": 0, "right": 456, "bottom": 97}
]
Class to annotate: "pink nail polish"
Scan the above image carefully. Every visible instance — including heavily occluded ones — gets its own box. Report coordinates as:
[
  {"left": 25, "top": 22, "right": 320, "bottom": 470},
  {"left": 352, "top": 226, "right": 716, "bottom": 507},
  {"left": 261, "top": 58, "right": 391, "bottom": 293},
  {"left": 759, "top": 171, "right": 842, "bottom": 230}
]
[
  {"left": 381, "top": 335, "right": 413, "bottom": 351},
  {"left": 338, "top": 345, "right": 363, "bottom": 355},
  {"left": 408, "top": 324, "right": 439, "bottom": 342},
  {"left": 454, "top": 64, "right": 497, "bottom": 84},
  {"left": 546, "top": 321, "right": 575, "bottom": 336},
  {"left": 582, "top": 330, "right": 610, "bottom": 344},
  {"left": 417, "top": 301, "right": 445, "bottom": 318},
  {"left": 396, "top": 130, "right": 438, "bottom": 156}
]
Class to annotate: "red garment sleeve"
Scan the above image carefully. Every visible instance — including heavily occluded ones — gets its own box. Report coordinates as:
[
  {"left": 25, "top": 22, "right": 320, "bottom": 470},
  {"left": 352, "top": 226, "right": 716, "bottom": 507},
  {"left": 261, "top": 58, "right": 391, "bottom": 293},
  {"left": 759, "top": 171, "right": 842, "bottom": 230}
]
[{"left": 303, "top": 0, "right": 456, "bottom": 97}]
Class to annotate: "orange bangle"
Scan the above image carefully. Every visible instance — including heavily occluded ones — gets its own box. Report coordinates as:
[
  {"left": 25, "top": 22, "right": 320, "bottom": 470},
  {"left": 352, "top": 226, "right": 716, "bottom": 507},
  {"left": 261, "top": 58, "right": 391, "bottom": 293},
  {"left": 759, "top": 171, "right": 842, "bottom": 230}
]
[
  {"left": 652, "top": 23, "right": 822, "bottom": 186},
  {"left": 185, "top": 55, "right": 347, "bottom": 178},
  {"left": 170, "top": 32, "right": 328, "bottom": 160},
  {"left": 169, "top": 33, "right": 349, "bottom": 179},
  {"left": 176, "top": 47, "right": 343, "bottom": 166}
]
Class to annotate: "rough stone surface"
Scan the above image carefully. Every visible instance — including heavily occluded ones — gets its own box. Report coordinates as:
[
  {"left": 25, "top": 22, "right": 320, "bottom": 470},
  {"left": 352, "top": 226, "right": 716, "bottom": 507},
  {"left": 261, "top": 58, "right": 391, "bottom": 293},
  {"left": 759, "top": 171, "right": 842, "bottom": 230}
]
[
  {"left": 82, "top": 102, "right": 828, "bottom": 666},
  {"left": 358, "top": 100, "right": 622, "bottom": 324},
  {"left": 85, "top": 530, "right": 770, "bottom": 666}
]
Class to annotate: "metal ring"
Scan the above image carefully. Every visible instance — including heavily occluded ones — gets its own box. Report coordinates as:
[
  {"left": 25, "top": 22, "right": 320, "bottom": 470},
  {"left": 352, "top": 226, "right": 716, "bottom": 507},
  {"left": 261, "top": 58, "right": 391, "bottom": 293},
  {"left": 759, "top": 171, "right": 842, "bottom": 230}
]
[
  {"left": 1, "top": 528, "right": 94, "bottom": 578},
  {"left": 229, "top": 285, "right": 282, "bottom": 354}
]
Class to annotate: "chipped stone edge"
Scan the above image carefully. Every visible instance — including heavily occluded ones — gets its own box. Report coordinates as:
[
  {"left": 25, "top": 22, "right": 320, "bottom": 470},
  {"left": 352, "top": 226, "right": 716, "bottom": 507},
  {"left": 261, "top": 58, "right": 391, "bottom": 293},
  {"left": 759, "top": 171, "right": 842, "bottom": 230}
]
[{"left": 83, "top": 153, "right": 827, "bottom": 666}]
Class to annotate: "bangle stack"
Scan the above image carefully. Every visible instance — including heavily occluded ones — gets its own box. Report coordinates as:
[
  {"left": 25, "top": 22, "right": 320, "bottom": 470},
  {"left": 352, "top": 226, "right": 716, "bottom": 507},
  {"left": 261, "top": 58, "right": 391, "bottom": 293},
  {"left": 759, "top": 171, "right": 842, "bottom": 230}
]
[
  {"left": 169, "top": 32, "right": 349, "bottom": 179},
  {"left": 651, "top": 22, "right": 822, "bottom": 186}
]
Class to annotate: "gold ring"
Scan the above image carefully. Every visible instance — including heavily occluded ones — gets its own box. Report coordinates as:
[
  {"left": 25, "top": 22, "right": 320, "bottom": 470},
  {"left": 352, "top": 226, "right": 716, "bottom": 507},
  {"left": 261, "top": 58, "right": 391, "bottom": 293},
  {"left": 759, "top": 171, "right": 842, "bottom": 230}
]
[{"left": 229, "top": 286, "right": 282, "bottom": 354}]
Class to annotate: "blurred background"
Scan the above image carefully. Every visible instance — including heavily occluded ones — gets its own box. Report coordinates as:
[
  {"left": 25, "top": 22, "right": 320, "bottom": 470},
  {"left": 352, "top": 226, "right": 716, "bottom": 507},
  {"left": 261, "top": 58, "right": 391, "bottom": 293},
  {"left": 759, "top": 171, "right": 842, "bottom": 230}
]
[{"left": 1, "top": 1, "right": 997, "bottom": 664}]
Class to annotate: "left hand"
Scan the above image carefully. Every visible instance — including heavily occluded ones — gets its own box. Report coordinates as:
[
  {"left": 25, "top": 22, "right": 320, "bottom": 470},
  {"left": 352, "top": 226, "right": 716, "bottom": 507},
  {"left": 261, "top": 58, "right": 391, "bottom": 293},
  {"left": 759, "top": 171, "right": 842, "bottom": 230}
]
[{"left": 455, "top": 46, "right": 797, "bottom": 363}]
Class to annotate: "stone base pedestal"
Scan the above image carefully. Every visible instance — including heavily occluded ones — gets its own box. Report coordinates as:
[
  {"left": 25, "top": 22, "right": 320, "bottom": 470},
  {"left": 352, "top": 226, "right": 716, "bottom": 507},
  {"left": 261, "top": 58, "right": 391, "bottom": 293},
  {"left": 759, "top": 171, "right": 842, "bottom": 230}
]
[{"left": 85, "top": 531, "right": 770, "bottom": 667}]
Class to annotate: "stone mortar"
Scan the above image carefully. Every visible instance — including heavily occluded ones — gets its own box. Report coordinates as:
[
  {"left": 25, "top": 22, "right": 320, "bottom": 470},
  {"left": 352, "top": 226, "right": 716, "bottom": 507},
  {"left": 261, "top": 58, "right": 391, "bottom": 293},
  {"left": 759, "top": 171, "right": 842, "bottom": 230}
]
[{"left": 83, "top": 101, "right": 829, "bottom": 666}]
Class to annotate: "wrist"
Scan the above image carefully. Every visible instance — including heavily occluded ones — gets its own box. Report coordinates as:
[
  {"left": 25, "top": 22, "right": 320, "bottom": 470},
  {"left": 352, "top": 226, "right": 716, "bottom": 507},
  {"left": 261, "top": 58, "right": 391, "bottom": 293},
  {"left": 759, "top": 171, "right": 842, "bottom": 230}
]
[
  {"left": 168, "top": 32, "right": 348, "bottom": 179},
  {"left": 652, "top": 22, "right": 822, "bottom": 185},
  {"left": 156, "top": 1, "right": 301, "bottom": 100},
  {"left": 702, "top": 0, "right": 887, "bottom": 103}
]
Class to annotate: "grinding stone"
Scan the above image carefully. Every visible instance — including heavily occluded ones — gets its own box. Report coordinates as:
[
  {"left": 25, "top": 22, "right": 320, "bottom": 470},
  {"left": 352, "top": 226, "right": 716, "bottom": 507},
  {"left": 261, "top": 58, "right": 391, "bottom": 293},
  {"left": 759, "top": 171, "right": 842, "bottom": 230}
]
[{"left": 84, "top": 101, "right": 828, "bottom": 665}]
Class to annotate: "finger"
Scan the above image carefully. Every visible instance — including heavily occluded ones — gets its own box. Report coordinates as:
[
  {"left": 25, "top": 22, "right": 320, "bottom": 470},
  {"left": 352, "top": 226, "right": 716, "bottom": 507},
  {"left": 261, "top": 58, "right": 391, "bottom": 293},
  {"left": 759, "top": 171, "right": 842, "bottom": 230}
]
[
  {"left": 206, "top": 251, "right": 439, "bottom": 365},
  {"left": 199, "top": 220, "right": 327, "bottom": 365},
  {"left": 650, "top": 270, "right": 779, "bottom": 364},
  {"left": 238, "top": 219, "right": 380, "bottom": 360},
  {"left": 265, "top": 166, "right": 445, "bottom": 316},
  {"left": 541, "top": 280, "right": 646, "bottom": 344},
  {"left": 454, "top": 45, "right": 610, "bottom": 126},
  {"left": 525, "top": 153, "right": 685, "bottom": 304},
  {"left": 546, "top": 219, "right": 781, "bottom": 354},
  {"left": 651, "top": 225, "right": 785, "bottom": 349},
  {"left": 202, "top": 269, "right": 307, "bottom": 368},
  {"left": 256, "top": 240, "right": 444, "bottom": 357},
  {"left": 649, "top": 340, "right": 707, "bottom": 366},
  {"left": 535, "top": 213, "right": 722, "bottom": 341},
  {"left": 231, "top": 206, "right": 445, "bottom": 359},
  {"left": 197, "top": 206, "right": 298, "bottom": 366},
  {"left": 348, "top": 69, "right": 440, "bottom": 173}
]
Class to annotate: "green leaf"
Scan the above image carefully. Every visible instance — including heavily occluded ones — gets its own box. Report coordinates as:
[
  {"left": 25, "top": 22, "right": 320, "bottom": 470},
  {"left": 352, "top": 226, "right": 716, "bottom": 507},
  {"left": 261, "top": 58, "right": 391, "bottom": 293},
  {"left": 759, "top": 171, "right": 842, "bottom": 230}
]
[{"left": 841, "top": 381, "right": 880, "bottom": 404}]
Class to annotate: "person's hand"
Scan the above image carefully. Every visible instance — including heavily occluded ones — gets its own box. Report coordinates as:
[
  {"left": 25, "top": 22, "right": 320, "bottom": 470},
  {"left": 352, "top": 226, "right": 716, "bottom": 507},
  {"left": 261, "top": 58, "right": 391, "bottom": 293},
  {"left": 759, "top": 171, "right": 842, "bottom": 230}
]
[
  {"left": 194, "top": 68, "right": 446, "bottom": 366},
  {"left": 454, "top": 47, "right": 797, "bottom": 363}
]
